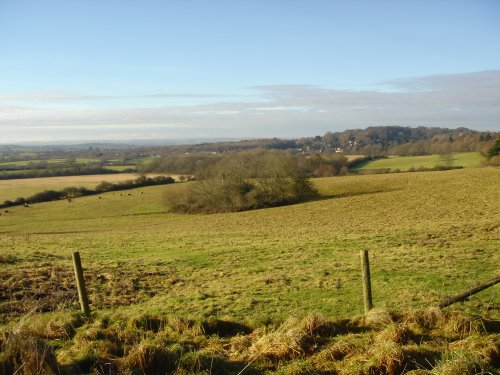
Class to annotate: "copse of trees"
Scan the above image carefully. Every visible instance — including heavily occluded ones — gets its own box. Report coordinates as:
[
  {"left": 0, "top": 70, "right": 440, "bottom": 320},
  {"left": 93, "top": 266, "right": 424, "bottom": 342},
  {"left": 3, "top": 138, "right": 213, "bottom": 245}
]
[
  {"left": 295, "top": 127, "right": 496, "bottom": 156},
  {"left": 485, "top": 136, "right": 500, "bottom": 165},
  {"left": 142, "top": 150, "right": 355, "bottom": 178},
  {"left": 165, "top": 151, "right": 318, "bottom": 213},
  {"left": 138, "top": 153, "right": 223, "bottom": 175},
  {"left": 296, "top": 152, "right": 350, "bottom": 177}
]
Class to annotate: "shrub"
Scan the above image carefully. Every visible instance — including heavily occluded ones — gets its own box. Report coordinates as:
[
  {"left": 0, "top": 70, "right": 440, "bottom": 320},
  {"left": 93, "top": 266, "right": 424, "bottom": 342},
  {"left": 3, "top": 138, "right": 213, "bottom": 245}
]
[
  {"left": 486, "top": 136, "right": 500, "bottom": 160},
  {"left": 165, "top": 152, "right": 318, "bottom": 213},
  {"left": 30, "top": 190, "right": 65, "bottom": 203}
]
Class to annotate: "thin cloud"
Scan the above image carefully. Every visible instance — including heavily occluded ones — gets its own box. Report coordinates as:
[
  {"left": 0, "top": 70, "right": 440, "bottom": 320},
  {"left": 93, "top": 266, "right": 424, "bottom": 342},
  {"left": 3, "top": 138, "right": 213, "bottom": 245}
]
[{"left": 0, "top": 71, "right": 499, "bottom": 142}]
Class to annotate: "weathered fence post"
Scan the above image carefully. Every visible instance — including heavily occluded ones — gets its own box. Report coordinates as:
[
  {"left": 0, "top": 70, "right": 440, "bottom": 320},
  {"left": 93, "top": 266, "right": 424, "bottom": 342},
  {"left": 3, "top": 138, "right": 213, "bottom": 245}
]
[
  {"left": 360, "top": 250, "right": 373, "bottom": 313},
  {"left": 72, "top": 251, "right": 90, "bottom": 316}
]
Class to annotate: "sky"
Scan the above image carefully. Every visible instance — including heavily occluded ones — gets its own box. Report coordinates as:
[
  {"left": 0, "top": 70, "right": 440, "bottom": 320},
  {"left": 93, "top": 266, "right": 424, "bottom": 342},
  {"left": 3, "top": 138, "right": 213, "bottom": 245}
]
[{"left": 0, "top": 0, "right": 499, "bottom": 143}]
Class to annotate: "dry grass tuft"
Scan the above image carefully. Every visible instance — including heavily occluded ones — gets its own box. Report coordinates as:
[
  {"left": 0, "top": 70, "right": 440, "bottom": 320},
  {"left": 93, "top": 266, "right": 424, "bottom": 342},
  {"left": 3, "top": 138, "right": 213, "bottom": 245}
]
[
  {"left": 249, "top": 314, "right": 325, "bottom": 360},
  {"left": 229, "top": 334, "right": 254, "bottom": 358},
  {"left": 168, "top": 316, "right": 195, "bottom": 334},
  {"left": 362, "top": 308, "right": 394, "bottom": 328},
  {"left": 404, "top": 307, "right": 445, "bottom": 331},
  {"left": 249, "top": 317, "right": 308, "bottom": 360},
  {"left": 443, "top": 313, "right": 486, "bottom": 338},
  {"left": 13, "top": 312, "right": 82, "bottom": 341},
  {"left": 300, "top": 312, "right": 327, "bottom": 335},
  {"left": 1, "top": 324, "right": 59, "bottom": 375},
  {"left": 430, "top": 350, "right": 486, "bottom": 375},
  {"left": 449, "top": 334, "right": 499, "bottom": 365},
  {"left": 376, "top": 322, "right": 412, "bottom": 345},
  {"left": 314, "top": 333, "right": 368, "bottom": 363},
  {"left": 369, "top": 340, "right": 406, "bottom": 375}
]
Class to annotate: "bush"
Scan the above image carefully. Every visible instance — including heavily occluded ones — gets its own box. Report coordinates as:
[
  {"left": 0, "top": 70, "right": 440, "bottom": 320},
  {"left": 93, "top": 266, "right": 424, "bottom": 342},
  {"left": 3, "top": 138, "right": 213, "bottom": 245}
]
[
  {"left": 486, "top": 136, "right": 500, "bottom": 160},
  {"left": 165, "top": 152, "right": 318, "bottom": 213},
  {"left": 30, "top": 190, "right": 65, "bottom": 203}
]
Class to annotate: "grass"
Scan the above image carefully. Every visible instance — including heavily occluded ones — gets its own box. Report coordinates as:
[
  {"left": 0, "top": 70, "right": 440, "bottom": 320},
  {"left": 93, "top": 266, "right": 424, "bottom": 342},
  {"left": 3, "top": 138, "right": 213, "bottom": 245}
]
[
  {"left": 0, "top": 167, "right": 498, "bottom": 373},
  {"left": 0, "top": 168, "right": 498, "bottom": 322},
  {"left": 0, "top": 308, "right": 498, "bottom": 374},
  {"left": 0, "top": 173, "right": 183, "bottom": 202},
  {"left": 352, "top": 152, "right": 484, "bottom": 172},
  {"left": 0, "top": 173, "right": 144, "bottom": 202},
  {"left": 0, "top": 158, "right": 101, "bottom": 167},
  {"left": 103, "top": 165, "right": 137, "bottom": 172}
]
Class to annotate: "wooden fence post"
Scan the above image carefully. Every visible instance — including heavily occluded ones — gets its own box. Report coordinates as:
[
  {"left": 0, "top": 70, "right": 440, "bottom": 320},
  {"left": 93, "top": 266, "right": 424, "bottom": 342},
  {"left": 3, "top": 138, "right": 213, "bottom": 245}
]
[
  {"left": 72, "top": 251, "right": 90, "bottom": 316},
  {"left": 360, "top": 250, "right": 373, "bottom": 313}
]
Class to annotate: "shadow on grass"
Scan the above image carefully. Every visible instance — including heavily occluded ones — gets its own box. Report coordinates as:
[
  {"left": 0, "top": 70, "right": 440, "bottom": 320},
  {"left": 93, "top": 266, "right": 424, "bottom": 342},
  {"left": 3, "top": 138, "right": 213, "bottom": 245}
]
[{"left": 202, "top": 319, "right": 253, "bottom": 337}]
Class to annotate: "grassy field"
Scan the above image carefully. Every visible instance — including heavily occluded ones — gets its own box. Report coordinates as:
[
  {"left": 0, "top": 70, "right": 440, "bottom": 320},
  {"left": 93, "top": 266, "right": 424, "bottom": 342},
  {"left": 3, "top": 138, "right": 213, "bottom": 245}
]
[
  {"left": 0, "top": 173, "right": 145, "bottom": 201},
  {"left": 1, "top": 168, "right": 498, "bottom": 319},
  {"left": 103, "top": 165, "right": 137, "bottom": 172},
  {"left": 0, "top": 173, "right": 183, "bottom": 202},
  {"left": 0, "top": 158, "right": 102, "bottom": 167},
  {"left": 353, "top": 152, "right": 484, "bottom": 172},
  {"left": 0, "top": 168, "right": 498, "bottom": 373}
]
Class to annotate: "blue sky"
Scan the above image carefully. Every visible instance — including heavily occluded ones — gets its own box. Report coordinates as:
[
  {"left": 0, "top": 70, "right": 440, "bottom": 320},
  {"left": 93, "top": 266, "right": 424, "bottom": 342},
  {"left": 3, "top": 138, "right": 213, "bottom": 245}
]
[{"left": 0, "top": 0, "right": 499, "bottom": 142}]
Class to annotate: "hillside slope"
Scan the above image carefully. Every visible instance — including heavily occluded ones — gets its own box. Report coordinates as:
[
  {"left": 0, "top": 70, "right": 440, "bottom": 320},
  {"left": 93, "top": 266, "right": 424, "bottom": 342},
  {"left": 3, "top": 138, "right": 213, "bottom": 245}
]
[{"left": 1, "top": 168, "right": 498, "bottom": 322}]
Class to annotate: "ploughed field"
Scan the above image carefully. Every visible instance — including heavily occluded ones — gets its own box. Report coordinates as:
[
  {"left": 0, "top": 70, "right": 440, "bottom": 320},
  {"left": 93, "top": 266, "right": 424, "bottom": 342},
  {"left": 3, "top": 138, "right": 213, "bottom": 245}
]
[{"left": 1, "top": 168, "right": 498, "bottom": 322}]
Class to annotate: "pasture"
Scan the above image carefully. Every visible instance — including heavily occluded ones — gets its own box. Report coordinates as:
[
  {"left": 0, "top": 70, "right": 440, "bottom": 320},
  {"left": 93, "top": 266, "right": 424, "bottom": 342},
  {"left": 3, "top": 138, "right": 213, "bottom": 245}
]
[
  {"left": 0, "top": 173, "right": 141, "bottom": 202},
  {"left": 0, "top": 167, "right": 499, "bottom": 373},
  {"left": 0, "top": 158, "right": 101, "bottom": 167},
  {"left": 0, "top": 173, "right": 179, "bottom": 202},
  {"left": 1, "top": 168, "right": 498, "bottom": 322},
  {"left": 352, "top": 152, "right": 484, "bottom": 172}
]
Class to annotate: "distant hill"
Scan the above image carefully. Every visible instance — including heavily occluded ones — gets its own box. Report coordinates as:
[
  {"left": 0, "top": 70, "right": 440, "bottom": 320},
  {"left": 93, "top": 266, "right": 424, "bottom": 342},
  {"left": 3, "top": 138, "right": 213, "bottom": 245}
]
[
  {"left": 1, "top": 126, "right": 497, "bottom": 159},
  {"left": 142, "top": 126, "right": 496, "bottom": 157}
]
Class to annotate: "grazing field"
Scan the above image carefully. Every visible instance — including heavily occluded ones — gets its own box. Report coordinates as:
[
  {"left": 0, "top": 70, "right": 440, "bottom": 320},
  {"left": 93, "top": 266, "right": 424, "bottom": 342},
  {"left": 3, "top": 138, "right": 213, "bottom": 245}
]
[
  {"left": 0, "top": 173, "right": 173, "bottom": 201},
  {"left": 0, "top": 158, "right": 101, "bottom": 167},
  {"left": 353, "top": 152, "right": 484, "bottom": 171},
  {"left": 1, "top": 168, "right": 498, "bottom": 319},
  {"left": 0, "top": 168, "right": 498, "bottom": 373}
]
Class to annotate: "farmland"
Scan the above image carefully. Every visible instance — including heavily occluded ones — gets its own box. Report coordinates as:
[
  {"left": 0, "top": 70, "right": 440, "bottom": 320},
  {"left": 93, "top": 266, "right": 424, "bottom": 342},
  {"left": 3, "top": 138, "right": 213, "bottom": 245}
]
[
  {"left": 1, "top": 168, "right": 498, "bottom": 319},
  {"left": 0, "top": 152, "right": 154, "bottom": 179},
  {"left": 352, "top": 152, "right": 484, "bottom": 172},
  {"left": 0, "top": 167, "right": 499, "bottom": 373},
  {"left": 0, "top": 173, "right": 143, "bottom": 202},
  {"left": 0, "top": 158, "right": 101, "bottom": 167},
  {"left": 0, "top": 173, "right": 179, "bottom": 202}
]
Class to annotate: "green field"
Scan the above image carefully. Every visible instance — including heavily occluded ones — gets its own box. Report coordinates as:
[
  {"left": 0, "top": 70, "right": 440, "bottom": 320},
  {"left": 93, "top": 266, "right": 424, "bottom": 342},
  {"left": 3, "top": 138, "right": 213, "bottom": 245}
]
[
  {"left": 353, "top": 152, "right": 484, "bottom": 172},
  {"left": 0, "top": 173, "right": 144, "bottom": 201},
  {"left": 1, "top": 168, "right": 498, "bottom": 320},
  {"left": 0, "top": 158, "right": 102, "bottom": 167},
  {"left": 1, "top": 167, "right": 499, "bottom": 373},
  {"left": 103, "top": 165, "right": 137, "bottom": 172}
]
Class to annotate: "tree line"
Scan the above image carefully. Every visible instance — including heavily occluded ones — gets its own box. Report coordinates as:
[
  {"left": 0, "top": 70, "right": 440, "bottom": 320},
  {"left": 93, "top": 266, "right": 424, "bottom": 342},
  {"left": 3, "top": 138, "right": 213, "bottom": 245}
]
[
  {"left": 137, "top": 126, "right": 497, "bottom": 156},
  {"left": 139, "top": 150, "right": 364, "bottom": 178},
  {"left": 0, "top": 175, "right": 175, "bottom": 209},
  {"left": 0, "top": 165, "right": 131, "bottom": 180}
]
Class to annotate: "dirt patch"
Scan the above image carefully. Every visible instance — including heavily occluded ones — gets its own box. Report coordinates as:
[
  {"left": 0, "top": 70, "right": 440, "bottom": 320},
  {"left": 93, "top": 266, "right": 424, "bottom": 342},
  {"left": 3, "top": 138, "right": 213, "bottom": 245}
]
[{"left": 0, "top": 262, "right": 179, "bottom": 322}]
